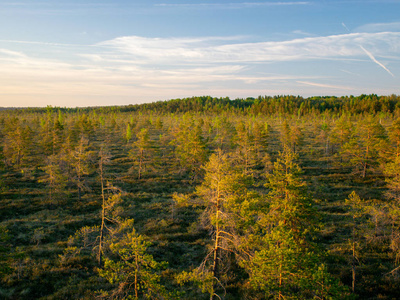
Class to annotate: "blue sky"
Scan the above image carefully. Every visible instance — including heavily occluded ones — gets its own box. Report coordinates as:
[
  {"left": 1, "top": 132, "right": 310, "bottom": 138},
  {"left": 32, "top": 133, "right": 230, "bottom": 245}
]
[{"left": 0, "top": 1, "right": 399, "bottom": 107}]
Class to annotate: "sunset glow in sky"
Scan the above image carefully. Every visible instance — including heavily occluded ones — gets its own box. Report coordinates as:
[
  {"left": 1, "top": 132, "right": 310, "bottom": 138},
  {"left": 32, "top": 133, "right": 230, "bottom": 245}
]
[{"left": 0, "top": 1, "right": 400, "bottom": 107}]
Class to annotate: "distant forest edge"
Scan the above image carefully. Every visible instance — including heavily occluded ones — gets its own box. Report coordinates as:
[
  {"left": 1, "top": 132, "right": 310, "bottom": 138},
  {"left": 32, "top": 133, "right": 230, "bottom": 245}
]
[{"left": 6, "top": 94, "right": 400, "bottom": 115}]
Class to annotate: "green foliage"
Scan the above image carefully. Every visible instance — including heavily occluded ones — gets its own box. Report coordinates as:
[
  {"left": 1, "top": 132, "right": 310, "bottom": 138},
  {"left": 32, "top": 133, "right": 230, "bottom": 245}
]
[
  {"left": 233, "top": 121, "right": 258, "bottom": 175},
  {"left": 176, "top": 268, "right": 214, "bottom": 297},
  {"left": 98, "top": 229, "right": 168, "bottom": 299},
  {"left": 242, "top": 147, "right": 351, "bottom": 299},
  {"left": 70, "top": 135, "right": 94, "bottom": 200},
  {"left": 340, "top": 115, "right": 388, "bottom": 177},
  {"left": 331, "top": 115, "right": 353, "bottom": 151},
  {"left": 3, "top": 121, "right": 32, "bottom": 169},
  {"left": 384, "top": 154, "right": 400, "bottom": 202},
  {"left": 3, "top": 95, "right": 400, "bottom": 299},
  {"left": 126, "top": 123, "right": 133, "bottom": 143},
  {"left": 172, "top": 122, "right": 209, "bottom": 180},
  {"left": 388, "top": 117, "right": 400, "bottom": 156},
  {"left": 280, "top": 121, "right": 303, "bottom": 153},
  {"left": 130, "top": 128, "right": 154, "bottom": 179},
  {"left": 38, "top": 154, "right": 67, "bottom": 203}
]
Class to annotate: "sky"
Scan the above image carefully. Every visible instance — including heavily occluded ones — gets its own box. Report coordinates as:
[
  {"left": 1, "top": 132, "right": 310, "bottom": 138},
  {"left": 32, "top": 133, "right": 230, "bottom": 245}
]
[{"left": 0, "top": 0, "right": 399, "bottom": 107}]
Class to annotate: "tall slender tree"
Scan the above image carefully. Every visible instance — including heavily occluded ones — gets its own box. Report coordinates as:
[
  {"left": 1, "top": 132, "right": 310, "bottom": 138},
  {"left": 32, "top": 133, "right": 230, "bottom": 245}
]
[
  {"left": 173, "top": 122, "right": 208, "bottom": 180},
  {"left": 98, "top": 144, "right": 112, "bottom": 266},
  {"left": 39, "top": 154, "right": 67, "bottom": 204},
  {"left": 178, "top": 149, "right": 248, "bottom": 300},
  {"left": 130, "top": 128, "right": 153, "bottom": 179},
  {"left": 233, "top": 121, "right": 257, "bottom": 176},
  {"left": 3, "top": 122, "right": 32, "bottom": 170},
  {"left": 70, "top": 135, "right": 93, "bottom": 200},
  {"left": 242, "top": 146, "right": 350, "bottom": 299}
]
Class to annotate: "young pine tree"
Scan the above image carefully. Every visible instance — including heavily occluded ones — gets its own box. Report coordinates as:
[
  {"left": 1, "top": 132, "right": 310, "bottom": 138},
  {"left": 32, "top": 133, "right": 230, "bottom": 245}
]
[
  {"left": 242, "top": 146, "right": 351, "bottom": 299},
  {"left": 130, "top": 128, "right": 153, "bottom": 180},
  {"left": 340, "top": 115, "right": 387, "bottom": 177},
  {"left": 178, "top": 149, "right": 249, "bottom": 300},
  {"left": 39, "top": 154, "right": 67, "bottom": 204},
  {"left": 70, "top": 135, "right": 93, "bottom": 201},
  {"left": 98, "top": 226, "right": 168, "bottom": 300}
]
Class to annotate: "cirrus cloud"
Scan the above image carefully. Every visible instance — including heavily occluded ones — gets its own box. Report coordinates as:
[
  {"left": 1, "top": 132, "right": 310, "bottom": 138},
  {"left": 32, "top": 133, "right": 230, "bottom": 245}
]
[
  {"left": 97, "top": 32, "right": 400, "bottom": 65},
  {"left": 0, "top": 30, "right": 399, "bottom": 107}
]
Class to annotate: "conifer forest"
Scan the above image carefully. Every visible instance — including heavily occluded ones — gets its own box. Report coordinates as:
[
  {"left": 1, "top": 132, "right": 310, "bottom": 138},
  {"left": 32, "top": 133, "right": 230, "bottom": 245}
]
[{"left": 3, "top": 94, "right": 400, "bottom": 299}]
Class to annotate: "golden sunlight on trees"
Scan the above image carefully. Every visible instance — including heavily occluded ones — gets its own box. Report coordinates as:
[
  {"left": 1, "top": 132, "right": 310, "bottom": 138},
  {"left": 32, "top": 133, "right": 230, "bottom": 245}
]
[
  {"left": 3, "top": 95, "right": 400, "bottom": 299},
  {"left": 241, "top": 146, "right": 351, "bottom": 299}
]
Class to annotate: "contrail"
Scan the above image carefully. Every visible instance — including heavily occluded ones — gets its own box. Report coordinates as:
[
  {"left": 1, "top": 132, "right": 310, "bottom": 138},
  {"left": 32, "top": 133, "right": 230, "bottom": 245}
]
[
  {"left": 342, "top": 22, "right": 350, "bottom": 32},
  {"left": 341, "top": 22, "right": 395, "bottom": 77},
  {"left": 359, "top": 45, "right": 395, "bottom": 77},
  {"left": 0, "top": 39, "right": 92, "bottom": 48}
]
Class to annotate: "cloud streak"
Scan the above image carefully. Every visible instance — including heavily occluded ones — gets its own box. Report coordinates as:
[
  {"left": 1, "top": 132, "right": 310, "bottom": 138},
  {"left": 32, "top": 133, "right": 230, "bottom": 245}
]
[
  {"left": 355, "top": 22, "right": 400, "bottom": 33},
  {"left": 0, "top": 30, "right": 399, "bottom": 107},
  {"left": 297, "top": 81, "right": 352, "bottom": 90},
  {"left": 155, "top": 2, "right": 310, "bottom": 9},
  {"left": 98, "top": 32, "right": 400, "bottom": 65},
  {"left": 359, "top": 45, "right": 395, "bottom": 77}
]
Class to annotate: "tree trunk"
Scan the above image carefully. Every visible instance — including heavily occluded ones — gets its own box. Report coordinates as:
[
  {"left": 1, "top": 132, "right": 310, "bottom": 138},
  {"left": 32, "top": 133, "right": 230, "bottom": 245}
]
[
  {"left": 135, "top": 245, "right": 139, "bottom": 299},
  {"left": 98, "top": 174, "right": 105, "bottom": 267},
  {"left": 78, "top": 185, "right": 81, "bottom": 201},
  {"left": 352, "top": 226, "right": 356, "bottom": 293},
  {"left": 138, "top": 149, "right": 143, "bottom": 179},
  {"left": 279, "top": 251, "right": 283, "bottom": 300},
  {"left": 211, "top": 184, "right": 221, "bottom": 300}
]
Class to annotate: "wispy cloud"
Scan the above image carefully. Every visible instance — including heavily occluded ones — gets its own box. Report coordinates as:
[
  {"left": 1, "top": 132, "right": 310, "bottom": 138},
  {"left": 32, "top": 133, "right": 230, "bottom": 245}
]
[
  {"left": 297, "top": 81, "right": 352, "bottom": 90},
  {"left": 0, "top": 49, "right": 27, "bottom": 58},
  {"left": 359, "top": 45, "right": 395, "bottom": 77},
  {"left": 292, "top": 30, "right": 313, "bottom": 36},
  {"left": 342, "top": 22, "right": 351, "bottom": 33},
  {"left": 155, "top": 2, "right": 310, "bottom": 9},
  {"left": 0, "top": 39, "right": 90, "bottom": 48},
  {"left": 355, "top": 22, "right": 400, "bottom": 33},
  {"left": 0, "top": 31, "right": 399, "bottom": 106},
  {"left": 97, "top": 32, "right": 400, "bottom": 65},
  {"left": 340, "top": 69, "right": 361, "bottom": 76},
  {"left": 0, "top": 2, "right": 118, "bottom": 16}
]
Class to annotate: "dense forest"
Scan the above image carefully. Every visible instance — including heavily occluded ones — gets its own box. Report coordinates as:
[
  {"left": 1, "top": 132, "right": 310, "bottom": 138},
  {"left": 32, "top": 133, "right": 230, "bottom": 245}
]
[{"left": 2, "top": 94, "right": 400, "bottom": 299}]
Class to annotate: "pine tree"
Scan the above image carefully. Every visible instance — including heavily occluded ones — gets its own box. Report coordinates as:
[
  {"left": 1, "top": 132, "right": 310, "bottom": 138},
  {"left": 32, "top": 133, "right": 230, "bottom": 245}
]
[
  {"left": 233, "top": 121, "right": 257, "bottom": 176},
  {"left": 98, "top": 227, "right": 168, "bottom": 300},
  {"left": 173, "top": 122, "right": 208, "bottom": 181},
  {"left": 178, "top": 149, "right": 249, "bottom": 299},
  {"left": 384, "top": 155, "right": 400, "bottom": 201},
  {"left": 212, "top": 116, "right": 234, "bottom": 150},
  {"left": 341, "top": 115, "right": 387, "bottom": 177},
  {"left": 126, "top": 123, "right": 133, "bottom": 143},
  {"left": 388, "top": 117, "right": 400, "bottom": 157},
  {"left": 130, "top": 128, "right": 153, "bottom": 179},
  {"left": 280, "top": 121, "right": 303, "bottom": 153},
  {"left": 70, "top": 135, "right": 93, "bottom": 200},
  {"left": 3, "top": 122, "right": 32, "bottom": 170},
  {"left": 345, "top": 191, "right": 365, "bottom": 294},
  {"left": 98, "top": 144, "right": 115, "bottom": 266},
  {"left": 39, "top": 154, "right": 67, "bottom": 204},
  {"left": 317, "top": 120, "right": 331, "bottom": 156},
  {"left": 242, "top": 146, "right": 350, "bottom": 299},
  {"left": 331, "top": 115, "right": 352, "bottom": 154},
  {"left": 252, "top": 121, "right": 269, "bottom": 165}
]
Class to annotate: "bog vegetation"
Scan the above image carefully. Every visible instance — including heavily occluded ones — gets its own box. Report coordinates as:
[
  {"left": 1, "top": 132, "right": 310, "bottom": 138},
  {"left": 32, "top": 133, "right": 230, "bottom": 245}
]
[{"left": 2, "top": 94, "right": 400, "bottom": 299}]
